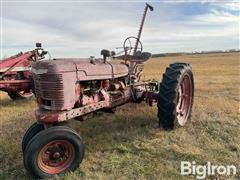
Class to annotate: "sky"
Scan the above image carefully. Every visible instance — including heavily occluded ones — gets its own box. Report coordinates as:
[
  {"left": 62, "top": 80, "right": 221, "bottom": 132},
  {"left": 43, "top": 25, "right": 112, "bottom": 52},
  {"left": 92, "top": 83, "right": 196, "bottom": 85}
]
[{"left": 1, "top": 0, "right": 239, "bottom": 59}]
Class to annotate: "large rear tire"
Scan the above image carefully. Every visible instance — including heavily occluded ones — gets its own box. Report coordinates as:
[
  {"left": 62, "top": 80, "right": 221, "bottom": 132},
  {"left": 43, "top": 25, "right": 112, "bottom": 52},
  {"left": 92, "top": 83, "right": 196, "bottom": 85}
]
[
  {"left": 23, "top": 126, "right": 84, "bottom": 178},
  {"left": 158, "top": 63, "right": 194, "bottom": 130}
]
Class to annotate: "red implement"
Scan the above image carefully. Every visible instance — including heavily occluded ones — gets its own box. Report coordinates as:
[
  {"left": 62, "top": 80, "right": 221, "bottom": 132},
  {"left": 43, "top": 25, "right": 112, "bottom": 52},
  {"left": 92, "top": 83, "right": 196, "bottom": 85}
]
[{"left": 0, "top": 43, "right": 47, "bottom": 100}]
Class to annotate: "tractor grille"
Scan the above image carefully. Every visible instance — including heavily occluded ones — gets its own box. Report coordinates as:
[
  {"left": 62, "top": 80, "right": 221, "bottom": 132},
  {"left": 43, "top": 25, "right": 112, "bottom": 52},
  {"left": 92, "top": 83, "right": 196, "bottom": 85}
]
[{"left": 33, "top": 73, "right": 64, "bottom": 108}]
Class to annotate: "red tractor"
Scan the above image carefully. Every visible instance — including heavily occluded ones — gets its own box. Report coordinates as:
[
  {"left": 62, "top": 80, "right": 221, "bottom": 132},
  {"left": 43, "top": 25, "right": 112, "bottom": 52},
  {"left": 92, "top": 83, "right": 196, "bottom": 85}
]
[
  {"left": 22, "top": 4, "right": 194, "bottom": 178},
  {"left": 0, "top": 43, "right": 47, "bottom": 100}
]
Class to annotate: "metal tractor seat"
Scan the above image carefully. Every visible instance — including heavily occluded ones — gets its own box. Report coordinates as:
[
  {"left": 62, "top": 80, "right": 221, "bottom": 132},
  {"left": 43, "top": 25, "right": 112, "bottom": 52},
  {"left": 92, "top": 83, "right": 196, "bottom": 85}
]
[{"left": 115, "top": 51, "right": 152, "bottom": 62}]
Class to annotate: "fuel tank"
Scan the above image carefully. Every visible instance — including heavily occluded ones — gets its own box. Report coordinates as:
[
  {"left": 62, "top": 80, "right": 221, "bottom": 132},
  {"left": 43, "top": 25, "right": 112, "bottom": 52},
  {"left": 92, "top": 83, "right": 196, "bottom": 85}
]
[{"left": 32, "top": 58, "right": 129, "bottom": 80}]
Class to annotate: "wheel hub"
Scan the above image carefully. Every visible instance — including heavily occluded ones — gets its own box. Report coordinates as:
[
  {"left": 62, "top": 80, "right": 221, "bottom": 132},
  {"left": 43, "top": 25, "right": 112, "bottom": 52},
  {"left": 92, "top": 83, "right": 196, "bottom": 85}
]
[
  {"left": 37, "top": 140, "right": 75, "bottom": 174},
  {"left": 52, "top": 152, "right": 61, "bottom": 160}
]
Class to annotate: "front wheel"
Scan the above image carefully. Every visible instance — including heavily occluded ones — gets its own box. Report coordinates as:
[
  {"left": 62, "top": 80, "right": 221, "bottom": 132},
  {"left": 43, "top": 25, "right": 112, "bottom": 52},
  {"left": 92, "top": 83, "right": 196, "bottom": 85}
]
[
  {"left": 23, "top": 126, "right": 84, "bottom": 178},
  {"left": 158, "top": 63, "right": 194, "bottom": 130},
  {"left": 22, "top": 122, "right": 44, "bottom": 153}
]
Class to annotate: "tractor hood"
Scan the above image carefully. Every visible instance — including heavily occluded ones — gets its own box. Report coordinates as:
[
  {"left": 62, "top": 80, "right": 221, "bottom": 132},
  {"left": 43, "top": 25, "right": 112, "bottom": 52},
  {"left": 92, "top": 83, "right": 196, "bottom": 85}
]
[{"left": 32, "top": 58, "right": 129, "bottom": 81}]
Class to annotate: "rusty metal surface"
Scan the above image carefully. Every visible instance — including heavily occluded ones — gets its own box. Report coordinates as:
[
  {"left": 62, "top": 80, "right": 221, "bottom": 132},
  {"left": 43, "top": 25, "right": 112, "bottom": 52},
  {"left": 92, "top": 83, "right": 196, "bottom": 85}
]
[
  {"left": 77, "top": 60, "right": 128, "bottom": 80},
  {"left": 34, "top": 73, "right": 64, "bottom": 107},
  {"left": 32, "top": 58, "right": 130, "bottom": 112},
  {"left": 35, "top": 88, "right": 132, "bottom": 123},
  {"left": 32, "top": 58, "right": 128, "bottom": 81},
  {"left": 0, "top": 79, "right": 31, "bottom": 84},
  {"left": 0, "top": 52, "right": 33, "bottom": 74},
  {"left": 33, "top": 71, "right": 76, "bottom": 110},
  {"left": 0, "top": 45, "right": 46, "bottom": 94},
  {"left": 0, "top": 79, "right": 32, "bottom": 92},
  {"left": 36, "top": 100, "right": 108, "bottom": 123},
  {"left": 32, "top": 3, "right": 156, "bottom": 125},
  {"left": 32, "top": 59, "right": 77, "bottom": 73},
  {"left": 35, "top": 109, "right": 61, "bottom": 123}
]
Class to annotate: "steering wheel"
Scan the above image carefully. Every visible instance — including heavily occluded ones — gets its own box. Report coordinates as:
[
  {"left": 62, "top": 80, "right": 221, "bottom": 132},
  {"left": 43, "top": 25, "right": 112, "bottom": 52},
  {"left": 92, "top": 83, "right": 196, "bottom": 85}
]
[{"left": 123, "top": 36, "right": 143, "bottom": 56}]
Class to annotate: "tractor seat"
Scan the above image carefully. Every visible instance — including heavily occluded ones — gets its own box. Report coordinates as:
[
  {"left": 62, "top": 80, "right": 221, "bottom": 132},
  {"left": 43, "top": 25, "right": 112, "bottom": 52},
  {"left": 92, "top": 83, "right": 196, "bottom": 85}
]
[
  {"left": 135, "top": 51, "right": 151, "bottom": 59},
  {"left": 114, "top": 51, "right": 152, "bottom": 62},
  {"left": 131, "top": 51, "right": 152, "bottom": 62}
]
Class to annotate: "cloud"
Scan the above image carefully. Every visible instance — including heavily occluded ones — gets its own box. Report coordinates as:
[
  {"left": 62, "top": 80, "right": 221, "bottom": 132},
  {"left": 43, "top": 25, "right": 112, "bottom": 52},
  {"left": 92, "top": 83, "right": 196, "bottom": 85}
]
[
  {"left": 211, "top": 1, "right": 240, "bottom": 11},
  {"left": 1, "top": 1, "right": 239, "bottom": 58},
  {"left": 2, "top": 2, "right": 145, "bottom": 57},
  {"left": 190, "top": 8, "right": 239, "bottom": 24}
]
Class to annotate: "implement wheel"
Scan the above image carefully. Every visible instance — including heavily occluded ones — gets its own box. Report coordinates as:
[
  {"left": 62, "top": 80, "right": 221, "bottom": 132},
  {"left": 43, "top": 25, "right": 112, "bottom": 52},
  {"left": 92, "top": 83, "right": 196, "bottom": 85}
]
[{"left": 8, "top": 90, "right": 33, "bottom": 100}]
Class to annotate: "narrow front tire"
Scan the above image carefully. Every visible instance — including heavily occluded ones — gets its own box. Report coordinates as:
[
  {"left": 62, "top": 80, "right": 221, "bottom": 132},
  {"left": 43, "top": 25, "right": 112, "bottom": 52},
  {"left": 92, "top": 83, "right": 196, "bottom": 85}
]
[
  {"left": 23, "top": 126, "right": 84, "bottom": 178},
  {"left": 22, "top": 122, "right": 44, "bottom": 153}
]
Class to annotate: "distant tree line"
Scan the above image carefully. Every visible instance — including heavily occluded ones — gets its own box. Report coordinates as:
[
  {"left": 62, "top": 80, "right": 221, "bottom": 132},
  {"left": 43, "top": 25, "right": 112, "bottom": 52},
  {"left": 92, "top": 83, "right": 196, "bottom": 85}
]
[{"left": 152, "top": 49, "right": 240, "bottom": 57}]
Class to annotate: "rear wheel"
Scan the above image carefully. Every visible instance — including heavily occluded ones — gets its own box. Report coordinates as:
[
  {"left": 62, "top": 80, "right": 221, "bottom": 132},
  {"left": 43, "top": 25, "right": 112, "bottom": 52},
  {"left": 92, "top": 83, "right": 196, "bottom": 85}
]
[
  {"left": 158, "top": 63, "right": 194, "bottom": 130},
  {"left": 23, "top": 126, "right": 84, "bottom": 178},
  {"left": 8, "top": 90, "right": 34, "bottom": 100}
]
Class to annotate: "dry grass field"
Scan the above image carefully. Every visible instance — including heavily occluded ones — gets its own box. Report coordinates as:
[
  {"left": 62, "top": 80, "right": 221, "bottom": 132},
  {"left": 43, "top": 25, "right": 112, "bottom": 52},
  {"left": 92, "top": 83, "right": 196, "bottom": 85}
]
[{"left": 0, "top": 52, "right": 239, "bottom": 179}]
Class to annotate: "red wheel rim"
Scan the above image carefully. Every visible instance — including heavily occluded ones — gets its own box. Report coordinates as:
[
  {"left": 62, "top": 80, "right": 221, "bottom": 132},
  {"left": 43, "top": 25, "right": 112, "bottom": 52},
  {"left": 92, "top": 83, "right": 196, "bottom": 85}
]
[
  {"left": 176, "top": 74, "right": 193, "bottom": 126},
  {"left": 18, "top": 90, "right": 33, "bottom": 98},
  {"left": 37, "top": 140, "right": 75, "bottom": 174}
]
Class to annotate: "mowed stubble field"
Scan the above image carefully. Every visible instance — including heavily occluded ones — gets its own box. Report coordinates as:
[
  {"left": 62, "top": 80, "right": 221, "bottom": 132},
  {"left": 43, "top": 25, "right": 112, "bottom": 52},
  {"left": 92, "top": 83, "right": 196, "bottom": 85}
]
[{"left": 0, "top": 53, "right": 239, "bottom": 179}]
